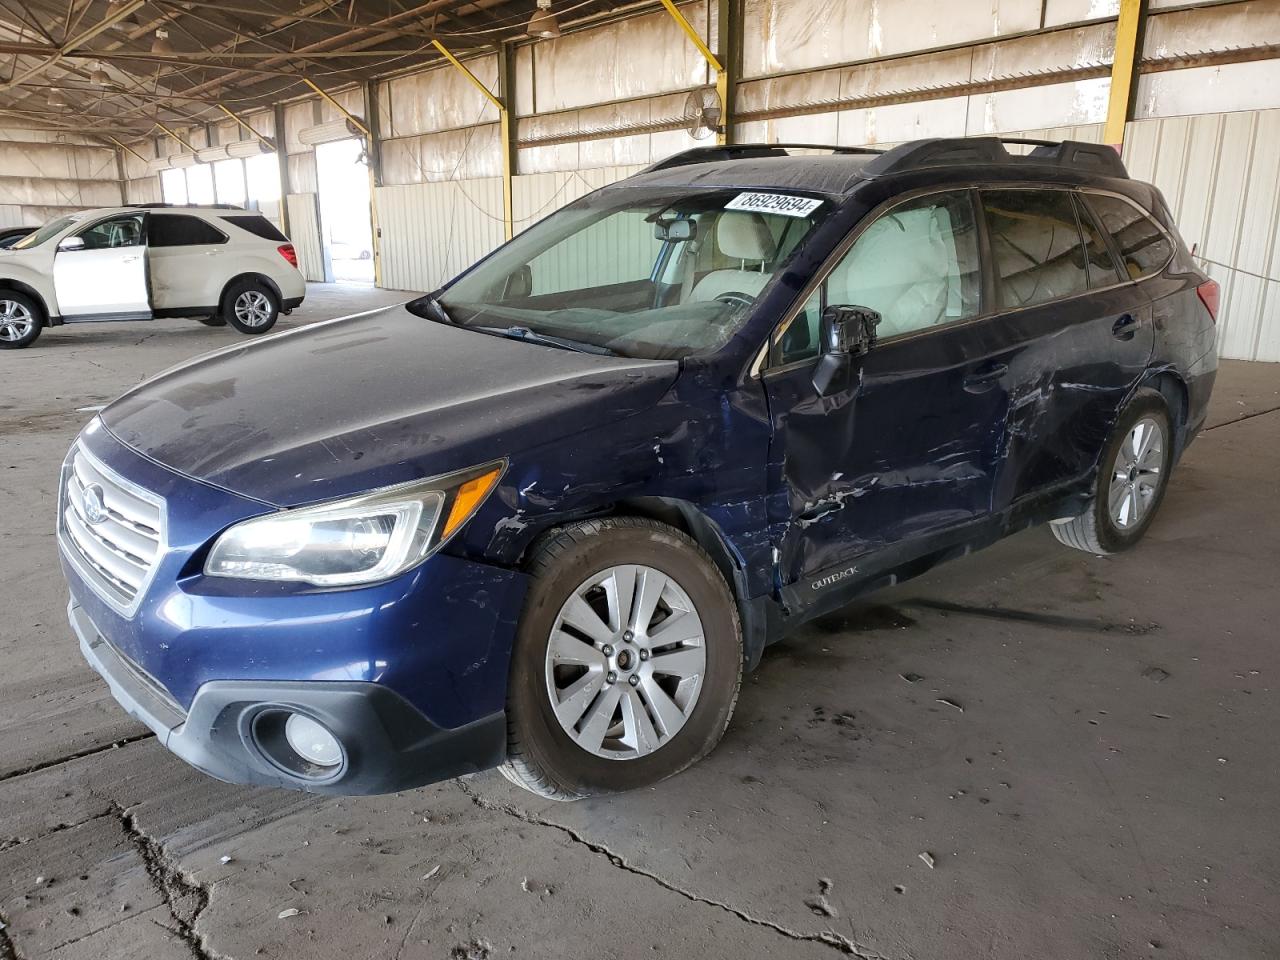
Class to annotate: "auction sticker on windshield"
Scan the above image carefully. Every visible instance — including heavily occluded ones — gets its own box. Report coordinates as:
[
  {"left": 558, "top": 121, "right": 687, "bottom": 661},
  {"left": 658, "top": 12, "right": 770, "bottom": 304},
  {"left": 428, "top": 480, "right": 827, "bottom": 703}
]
[{"left": 725, "top": 192, "right": 824, "bottom": 218}]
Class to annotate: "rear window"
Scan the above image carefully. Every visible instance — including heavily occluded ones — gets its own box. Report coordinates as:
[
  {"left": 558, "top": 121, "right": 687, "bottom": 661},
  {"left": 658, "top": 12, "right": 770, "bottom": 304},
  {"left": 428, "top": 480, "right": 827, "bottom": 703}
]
[
  {"left": 148, "top": 214, "right": 227, "bottom": 247},
  {"left": 982, "top": 189, "right": 1089, "bottom": 309},
  {"left": 221, "top": 215, "right": 287, "bottom": 242},
  {"left": 1083, "top": 193, "right": 1174, "bottom": 280}
]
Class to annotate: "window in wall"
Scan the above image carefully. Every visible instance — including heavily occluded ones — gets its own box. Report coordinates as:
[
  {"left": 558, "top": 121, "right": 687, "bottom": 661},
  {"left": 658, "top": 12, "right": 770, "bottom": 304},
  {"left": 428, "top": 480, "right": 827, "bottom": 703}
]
[
  {"left": 982, "top": 189, "right": 1089, "bottom": 309},
  {"left": 160, "top": 167, "right": 187, "bottom": 205},
  {"left": 246, "top": 153, "right": 281, "bottom": 203},
  {"left": 826, "top": 190, "right": 981, "bottom": 341},
  {"left": 76, "top": 214, "right": 144, "bottom": 250},
  {"left": 148, "top": 214, "right": 227, "bottom": 247},
  {"left": 1083, "top": 193, "right": 1174, "bottom": 280},
  {"left": 214, "top": 159, "right": 246, "bottom": 206},
  {"left": 185, "top": 163, "right": 215, "bottom": 205},
  {"left": 1074, "top": 194, "right": 1123, "bottom": 289}
]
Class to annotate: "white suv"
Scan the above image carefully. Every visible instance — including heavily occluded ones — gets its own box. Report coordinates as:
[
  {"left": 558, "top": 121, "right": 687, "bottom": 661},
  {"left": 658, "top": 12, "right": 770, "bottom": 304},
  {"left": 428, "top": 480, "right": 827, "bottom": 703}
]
[{"left": 0, "top": 204, "right": 306, "bottom": 349}]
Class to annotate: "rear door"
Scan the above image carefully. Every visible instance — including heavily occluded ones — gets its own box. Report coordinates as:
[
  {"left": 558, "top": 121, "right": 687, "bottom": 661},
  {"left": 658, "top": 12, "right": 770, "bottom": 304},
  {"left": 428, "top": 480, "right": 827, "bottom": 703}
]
[
  {"left": 979, "top": 188, "right": 1154, "bottom": 514},
  {"left": 53, "top": 213, "right": 150, "bottom": 319},
  {"left": 146, "top": 213, "right": 230, "bottom": 311}
]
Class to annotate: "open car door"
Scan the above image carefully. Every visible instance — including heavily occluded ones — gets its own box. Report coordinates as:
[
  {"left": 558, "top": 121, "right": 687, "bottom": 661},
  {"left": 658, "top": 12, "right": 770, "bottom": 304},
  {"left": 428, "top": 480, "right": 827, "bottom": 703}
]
[{"left": 53, "top": 212, "right": 151, "bottom": 320}]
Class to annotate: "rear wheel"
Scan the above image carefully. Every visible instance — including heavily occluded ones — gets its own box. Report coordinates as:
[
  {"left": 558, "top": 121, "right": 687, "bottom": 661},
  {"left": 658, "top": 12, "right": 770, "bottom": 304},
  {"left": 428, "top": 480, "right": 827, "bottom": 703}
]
[
  {"left": 223, "top": 280, "right": 279, "bottom": 335},
  {"left": 0, "top": 291, "right": 42, "bottom": 349},
  {"left": 1052, "top": 388, "right": 1173, "bottom": 554},
  {"left": 501, "top": 518, "right": 742, "bottom": 800}
]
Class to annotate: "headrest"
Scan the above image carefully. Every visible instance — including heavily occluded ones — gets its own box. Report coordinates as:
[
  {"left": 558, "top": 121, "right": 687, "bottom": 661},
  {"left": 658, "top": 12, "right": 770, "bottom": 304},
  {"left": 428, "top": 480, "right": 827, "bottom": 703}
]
[{"left": 716, "top": 212, "right": 776, "bottom": 261}]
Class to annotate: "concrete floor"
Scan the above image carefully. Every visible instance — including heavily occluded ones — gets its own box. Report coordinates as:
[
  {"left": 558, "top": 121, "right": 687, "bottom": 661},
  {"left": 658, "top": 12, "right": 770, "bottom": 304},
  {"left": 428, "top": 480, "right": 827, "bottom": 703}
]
[{"left": 1, "top": 283, "right": 1278, "bottom": 960}]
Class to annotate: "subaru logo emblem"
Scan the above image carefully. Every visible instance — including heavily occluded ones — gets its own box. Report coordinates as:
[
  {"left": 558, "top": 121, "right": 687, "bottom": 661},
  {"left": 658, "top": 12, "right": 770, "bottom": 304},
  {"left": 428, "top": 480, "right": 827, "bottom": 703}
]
[{"left": 81, "top": 483, "right": 108, "bottom": 525}]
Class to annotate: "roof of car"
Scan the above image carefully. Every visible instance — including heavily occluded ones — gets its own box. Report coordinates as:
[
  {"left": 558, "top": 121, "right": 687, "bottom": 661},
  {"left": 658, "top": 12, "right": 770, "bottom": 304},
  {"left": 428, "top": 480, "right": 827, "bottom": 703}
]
[{"left": 614, "top": 138, "right": 1129, "bottom": 198}]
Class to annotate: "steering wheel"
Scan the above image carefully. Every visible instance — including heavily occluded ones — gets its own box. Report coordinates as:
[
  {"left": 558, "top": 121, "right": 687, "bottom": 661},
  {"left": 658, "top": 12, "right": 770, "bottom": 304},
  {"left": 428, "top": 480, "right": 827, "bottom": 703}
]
[{"left": 713, "top": 291, "right": 756, "bottom": 311}]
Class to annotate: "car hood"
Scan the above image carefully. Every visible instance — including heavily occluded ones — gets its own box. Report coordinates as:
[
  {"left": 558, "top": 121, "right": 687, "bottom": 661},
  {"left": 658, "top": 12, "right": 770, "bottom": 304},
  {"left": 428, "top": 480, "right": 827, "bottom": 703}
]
[{"left": 101, "top": 305, "right": 680, "bottom": 507}]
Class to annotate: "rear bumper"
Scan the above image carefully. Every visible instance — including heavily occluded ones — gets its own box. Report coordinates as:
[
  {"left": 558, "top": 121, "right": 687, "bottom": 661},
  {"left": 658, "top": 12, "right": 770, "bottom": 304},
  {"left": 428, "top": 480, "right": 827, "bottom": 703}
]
[{"left": 71, "top": 599, "right": 506, "bottom": 794}]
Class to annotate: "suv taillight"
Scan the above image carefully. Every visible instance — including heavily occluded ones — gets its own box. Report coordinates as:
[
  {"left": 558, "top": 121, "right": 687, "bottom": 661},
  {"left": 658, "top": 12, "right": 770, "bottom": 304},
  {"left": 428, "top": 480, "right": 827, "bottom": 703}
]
[
  {"left": 278, "top": 243, "right": 298, "bottom": 269},
  {"left": 1197, "top": 279, "right": 1220, "bottom": 323}
]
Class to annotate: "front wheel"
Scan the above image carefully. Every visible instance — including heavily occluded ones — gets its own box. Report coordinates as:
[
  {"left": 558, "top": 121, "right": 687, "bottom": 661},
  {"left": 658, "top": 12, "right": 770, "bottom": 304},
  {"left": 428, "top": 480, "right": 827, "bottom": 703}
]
[
  {"left": 223, "top": 280, "right": 280, "bottom": 335},
  {"left": 0, "top": 291, "right": 43, "bottom": 349},
  {"left": 501, "top": 518, "right": 742, "bottom": 800},
  {"left": 1052, "top": 387, "right": 1173, "bottom": 555}
]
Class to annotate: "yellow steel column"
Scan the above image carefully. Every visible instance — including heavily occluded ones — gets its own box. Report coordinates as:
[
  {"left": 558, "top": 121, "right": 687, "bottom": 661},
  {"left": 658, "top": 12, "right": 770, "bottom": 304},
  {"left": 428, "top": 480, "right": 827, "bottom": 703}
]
[
  {"left": 431, "top": 39, "right": 513, "bottom": 240},
  {"left": 660, "top": 0, "right": 728, "bottom": 145},
  {"left": 216, "top": 104, "right": 277, "bottom": 151},
  {"left": 1103, "top": 0, "right": 1147, "bottom": 149}
]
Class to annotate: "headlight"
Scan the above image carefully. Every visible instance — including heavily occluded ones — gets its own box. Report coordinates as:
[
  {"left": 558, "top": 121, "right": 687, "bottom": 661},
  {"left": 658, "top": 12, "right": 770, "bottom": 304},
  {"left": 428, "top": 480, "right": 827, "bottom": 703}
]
[{"left": 205, "top": 461, "right": 504, "bottom": 586}]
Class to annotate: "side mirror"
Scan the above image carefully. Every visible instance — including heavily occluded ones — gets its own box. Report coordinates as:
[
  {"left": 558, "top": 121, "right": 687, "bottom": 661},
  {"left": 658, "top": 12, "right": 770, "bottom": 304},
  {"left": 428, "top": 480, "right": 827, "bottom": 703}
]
[
  {"left": 654, "top": 218, "right": 696, "bottom": 243},
  {"left": 502, "top": 264, "right": 532, "bottom": 300},
  {"left": 57, "top": 235, "right": 85, "bottom": 252},
  {"left": 812, "top": 304, "right": 880, "bottom": 396}
]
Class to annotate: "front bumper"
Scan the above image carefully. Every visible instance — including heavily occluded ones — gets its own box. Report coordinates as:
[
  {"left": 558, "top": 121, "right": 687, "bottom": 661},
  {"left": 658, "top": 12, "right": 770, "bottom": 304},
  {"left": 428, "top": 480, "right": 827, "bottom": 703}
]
[{"left": 71, "top": 599, "right": 506, "bottom": 794}]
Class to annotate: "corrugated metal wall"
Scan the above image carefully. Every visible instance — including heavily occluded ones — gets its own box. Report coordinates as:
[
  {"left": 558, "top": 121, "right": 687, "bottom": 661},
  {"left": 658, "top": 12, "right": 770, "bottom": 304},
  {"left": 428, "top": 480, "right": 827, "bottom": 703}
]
[
  {"left": 375, "top": 165, "right": 644, "bottom": 293},
  {"left": 285, "top": 193, "right": 325, "bottom": 282},
  {"left": 1122, "top": 110, "right": 1280, "bottom": 362}
]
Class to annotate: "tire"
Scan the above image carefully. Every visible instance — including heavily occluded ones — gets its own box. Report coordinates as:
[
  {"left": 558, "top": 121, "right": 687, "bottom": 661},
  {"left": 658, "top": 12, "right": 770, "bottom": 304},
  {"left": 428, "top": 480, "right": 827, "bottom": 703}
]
[
  {"left": 222, "top": 279, "right": 279, "bottom": 335},
  {"left": 0, "top": 290, "right": 43, "bottom": 349},
  {"left": 501, "top": 517, "right": 743, "bottom": 800},
  {"left": 1052, "top": 387, "right": 1174, "bottom": 555},
  {"left": 195, "top": 314, "right": 227, "bottom": 327}
]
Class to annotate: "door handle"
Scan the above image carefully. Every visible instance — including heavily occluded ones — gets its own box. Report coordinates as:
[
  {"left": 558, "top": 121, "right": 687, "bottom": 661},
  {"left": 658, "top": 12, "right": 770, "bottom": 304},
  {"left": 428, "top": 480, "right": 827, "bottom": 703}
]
[
  {"left": 204, "top": 249, "right": 221, "bottom": 256},
  {"left": 963, "top": 362, "right": 1008, "bottom": 393},
  {"left": 122, "top": 255, "right": 140, "bottom": 263},
  {"left": 1112, "top": 313, "right": 1139, "bottom": 340}
]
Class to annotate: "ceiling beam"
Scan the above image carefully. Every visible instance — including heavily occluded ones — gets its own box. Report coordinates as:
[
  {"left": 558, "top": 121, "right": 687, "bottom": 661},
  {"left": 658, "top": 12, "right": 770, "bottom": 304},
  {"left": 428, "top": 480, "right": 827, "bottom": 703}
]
[{"left": 0, "top": 0, "right": 148, "bottom": 91}]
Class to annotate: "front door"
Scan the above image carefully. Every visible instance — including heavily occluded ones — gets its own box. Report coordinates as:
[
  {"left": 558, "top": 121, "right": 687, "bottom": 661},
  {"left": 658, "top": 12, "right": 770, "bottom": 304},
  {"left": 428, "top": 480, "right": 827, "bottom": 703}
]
[
  {"left": 53, "top": 213, "right": 150, "bottom": 319},
  {"left": 762, "top": 189, "right": 1021, "bottom": 592}
]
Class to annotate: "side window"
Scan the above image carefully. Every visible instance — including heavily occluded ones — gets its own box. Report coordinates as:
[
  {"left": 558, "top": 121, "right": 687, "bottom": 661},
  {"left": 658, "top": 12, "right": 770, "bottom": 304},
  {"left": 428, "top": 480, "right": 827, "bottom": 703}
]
[
  {"left": 1084, "top": 193, "right": 1174, "bottom": 280},
  {"left": 75, "top": 215, "right": 144, "bottom": 250},
  {"left": 221, "top": 215, "right": 287, "bottom": 242},
  {"left": 826, "top": 190, "right": 981, "bottom": 340},
  {"left": 1074, "top": 194, "right": 1123, "bottom": 288},
  {"left": 148, "top": 214, "right": 227, "bottom": 248},
  {"left": 983, "top": 189, "right": 1089, "bottom": 309}
]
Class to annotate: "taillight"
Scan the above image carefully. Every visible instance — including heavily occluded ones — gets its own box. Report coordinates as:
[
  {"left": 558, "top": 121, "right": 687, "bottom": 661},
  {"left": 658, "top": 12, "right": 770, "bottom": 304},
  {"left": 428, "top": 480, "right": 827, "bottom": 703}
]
[
  {"left": 277, "top": 243, "right": 298, "bottom": 269},
  {"left": 1196, "top": 279, "right": 1220, "bottom": 322}
]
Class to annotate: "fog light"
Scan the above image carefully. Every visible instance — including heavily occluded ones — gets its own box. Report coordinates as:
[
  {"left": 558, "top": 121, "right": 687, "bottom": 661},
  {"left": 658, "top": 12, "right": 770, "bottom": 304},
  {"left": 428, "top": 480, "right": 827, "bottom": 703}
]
[{"left": 284, "top": 713, "right": 342, "bottom": 768}]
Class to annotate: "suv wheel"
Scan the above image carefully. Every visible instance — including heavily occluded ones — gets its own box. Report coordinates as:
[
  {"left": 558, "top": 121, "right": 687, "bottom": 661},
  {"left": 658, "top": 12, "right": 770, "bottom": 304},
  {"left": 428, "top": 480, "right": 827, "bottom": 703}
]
[
  {"left": 501, "top": 518, "right": 742, "bottom": 800},
  {"left": 0, "top": 291, "right": 42, "bottom": 349},
  {"left": 1052, "top": 387, "right": 1173, "bottom": 555},
  {"left": 223, "top": 280, "right": 280, "bottom": 335}
]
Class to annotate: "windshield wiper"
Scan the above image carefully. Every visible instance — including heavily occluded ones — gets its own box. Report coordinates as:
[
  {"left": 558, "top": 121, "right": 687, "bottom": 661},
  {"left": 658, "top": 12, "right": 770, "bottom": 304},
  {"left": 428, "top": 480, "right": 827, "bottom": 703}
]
[{"left": 479, "top": 325, "right": 617, "bottom": 356}]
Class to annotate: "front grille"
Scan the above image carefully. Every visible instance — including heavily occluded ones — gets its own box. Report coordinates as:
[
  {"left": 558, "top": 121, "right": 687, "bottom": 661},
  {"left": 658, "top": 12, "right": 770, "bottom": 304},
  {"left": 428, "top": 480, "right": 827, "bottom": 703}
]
[{"left": 59, "top": 443, "right": 165, "bottom": 614}]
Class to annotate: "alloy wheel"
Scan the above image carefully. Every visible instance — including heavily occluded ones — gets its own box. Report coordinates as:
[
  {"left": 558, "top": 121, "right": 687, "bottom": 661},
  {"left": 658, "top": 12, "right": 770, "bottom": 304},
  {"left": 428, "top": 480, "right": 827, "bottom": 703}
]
[
  {"left": 0, "top": 299, "right": 34, "bottom": 341},
  {"left": 545, "top": 564, "right": 707, "bottom": 760},
  {"left": 1108, "top": 416, "right": 1165, "bottom": 529},
  {"left": 234, "top": 290, "right": 273, "bottom": 327}
]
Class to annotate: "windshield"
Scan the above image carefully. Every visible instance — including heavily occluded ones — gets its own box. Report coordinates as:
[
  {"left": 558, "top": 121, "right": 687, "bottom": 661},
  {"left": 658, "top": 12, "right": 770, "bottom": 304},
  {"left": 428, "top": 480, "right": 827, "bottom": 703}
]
[
  {"left": 11, "top": 216, "right": 77, "bottom": 250},
  {"left": 434, "top": 187, "right": 830, "bottom": 360}
]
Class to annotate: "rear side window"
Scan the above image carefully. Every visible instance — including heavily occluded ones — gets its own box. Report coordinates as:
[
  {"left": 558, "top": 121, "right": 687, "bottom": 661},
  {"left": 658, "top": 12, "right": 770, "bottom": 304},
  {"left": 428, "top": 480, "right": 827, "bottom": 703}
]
[
  {"left": 982, "top": 189, "right": 1089, "bottom": 309},
  {"left": 148, "top": 214, "right": 227, "bottom": 247},
  {"left": 1073, "top": 194, "right": 1124, "bottom": 288},
  {"left": 221, "top": 215, "right": 287, "bottom": 242},
  {"left": 1084, "top": 193, "right": 1174, "bottom": 279}
]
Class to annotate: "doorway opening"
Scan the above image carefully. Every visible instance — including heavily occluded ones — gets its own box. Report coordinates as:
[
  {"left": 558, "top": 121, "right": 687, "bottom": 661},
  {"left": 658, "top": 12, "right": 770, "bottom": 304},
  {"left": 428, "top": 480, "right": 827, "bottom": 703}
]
[{"left": 315, "top": 138, "right": 375, "bottom": 284}]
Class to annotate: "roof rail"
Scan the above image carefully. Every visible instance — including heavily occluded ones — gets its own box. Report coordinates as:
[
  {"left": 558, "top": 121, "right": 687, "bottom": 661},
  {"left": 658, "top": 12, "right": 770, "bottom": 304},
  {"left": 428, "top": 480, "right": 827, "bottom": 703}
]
[
  {"left": 124, "top": 202, "right": 245, "bottom": 209},
  {"left": 644, "top": 143, "right": 884, "bottom": 173},
  {"left": 862, "top": 137, "right": 1127, "bottom": 179}
]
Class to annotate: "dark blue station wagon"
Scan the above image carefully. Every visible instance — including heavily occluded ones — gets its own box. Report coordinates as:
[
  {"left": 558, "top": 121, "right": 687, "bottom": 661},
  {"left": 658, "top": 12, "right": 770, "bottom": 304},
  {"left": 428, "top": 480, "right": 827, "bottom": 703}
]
[{"left": 60, "top": 139, "right": 1218, "bottom": 799}]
